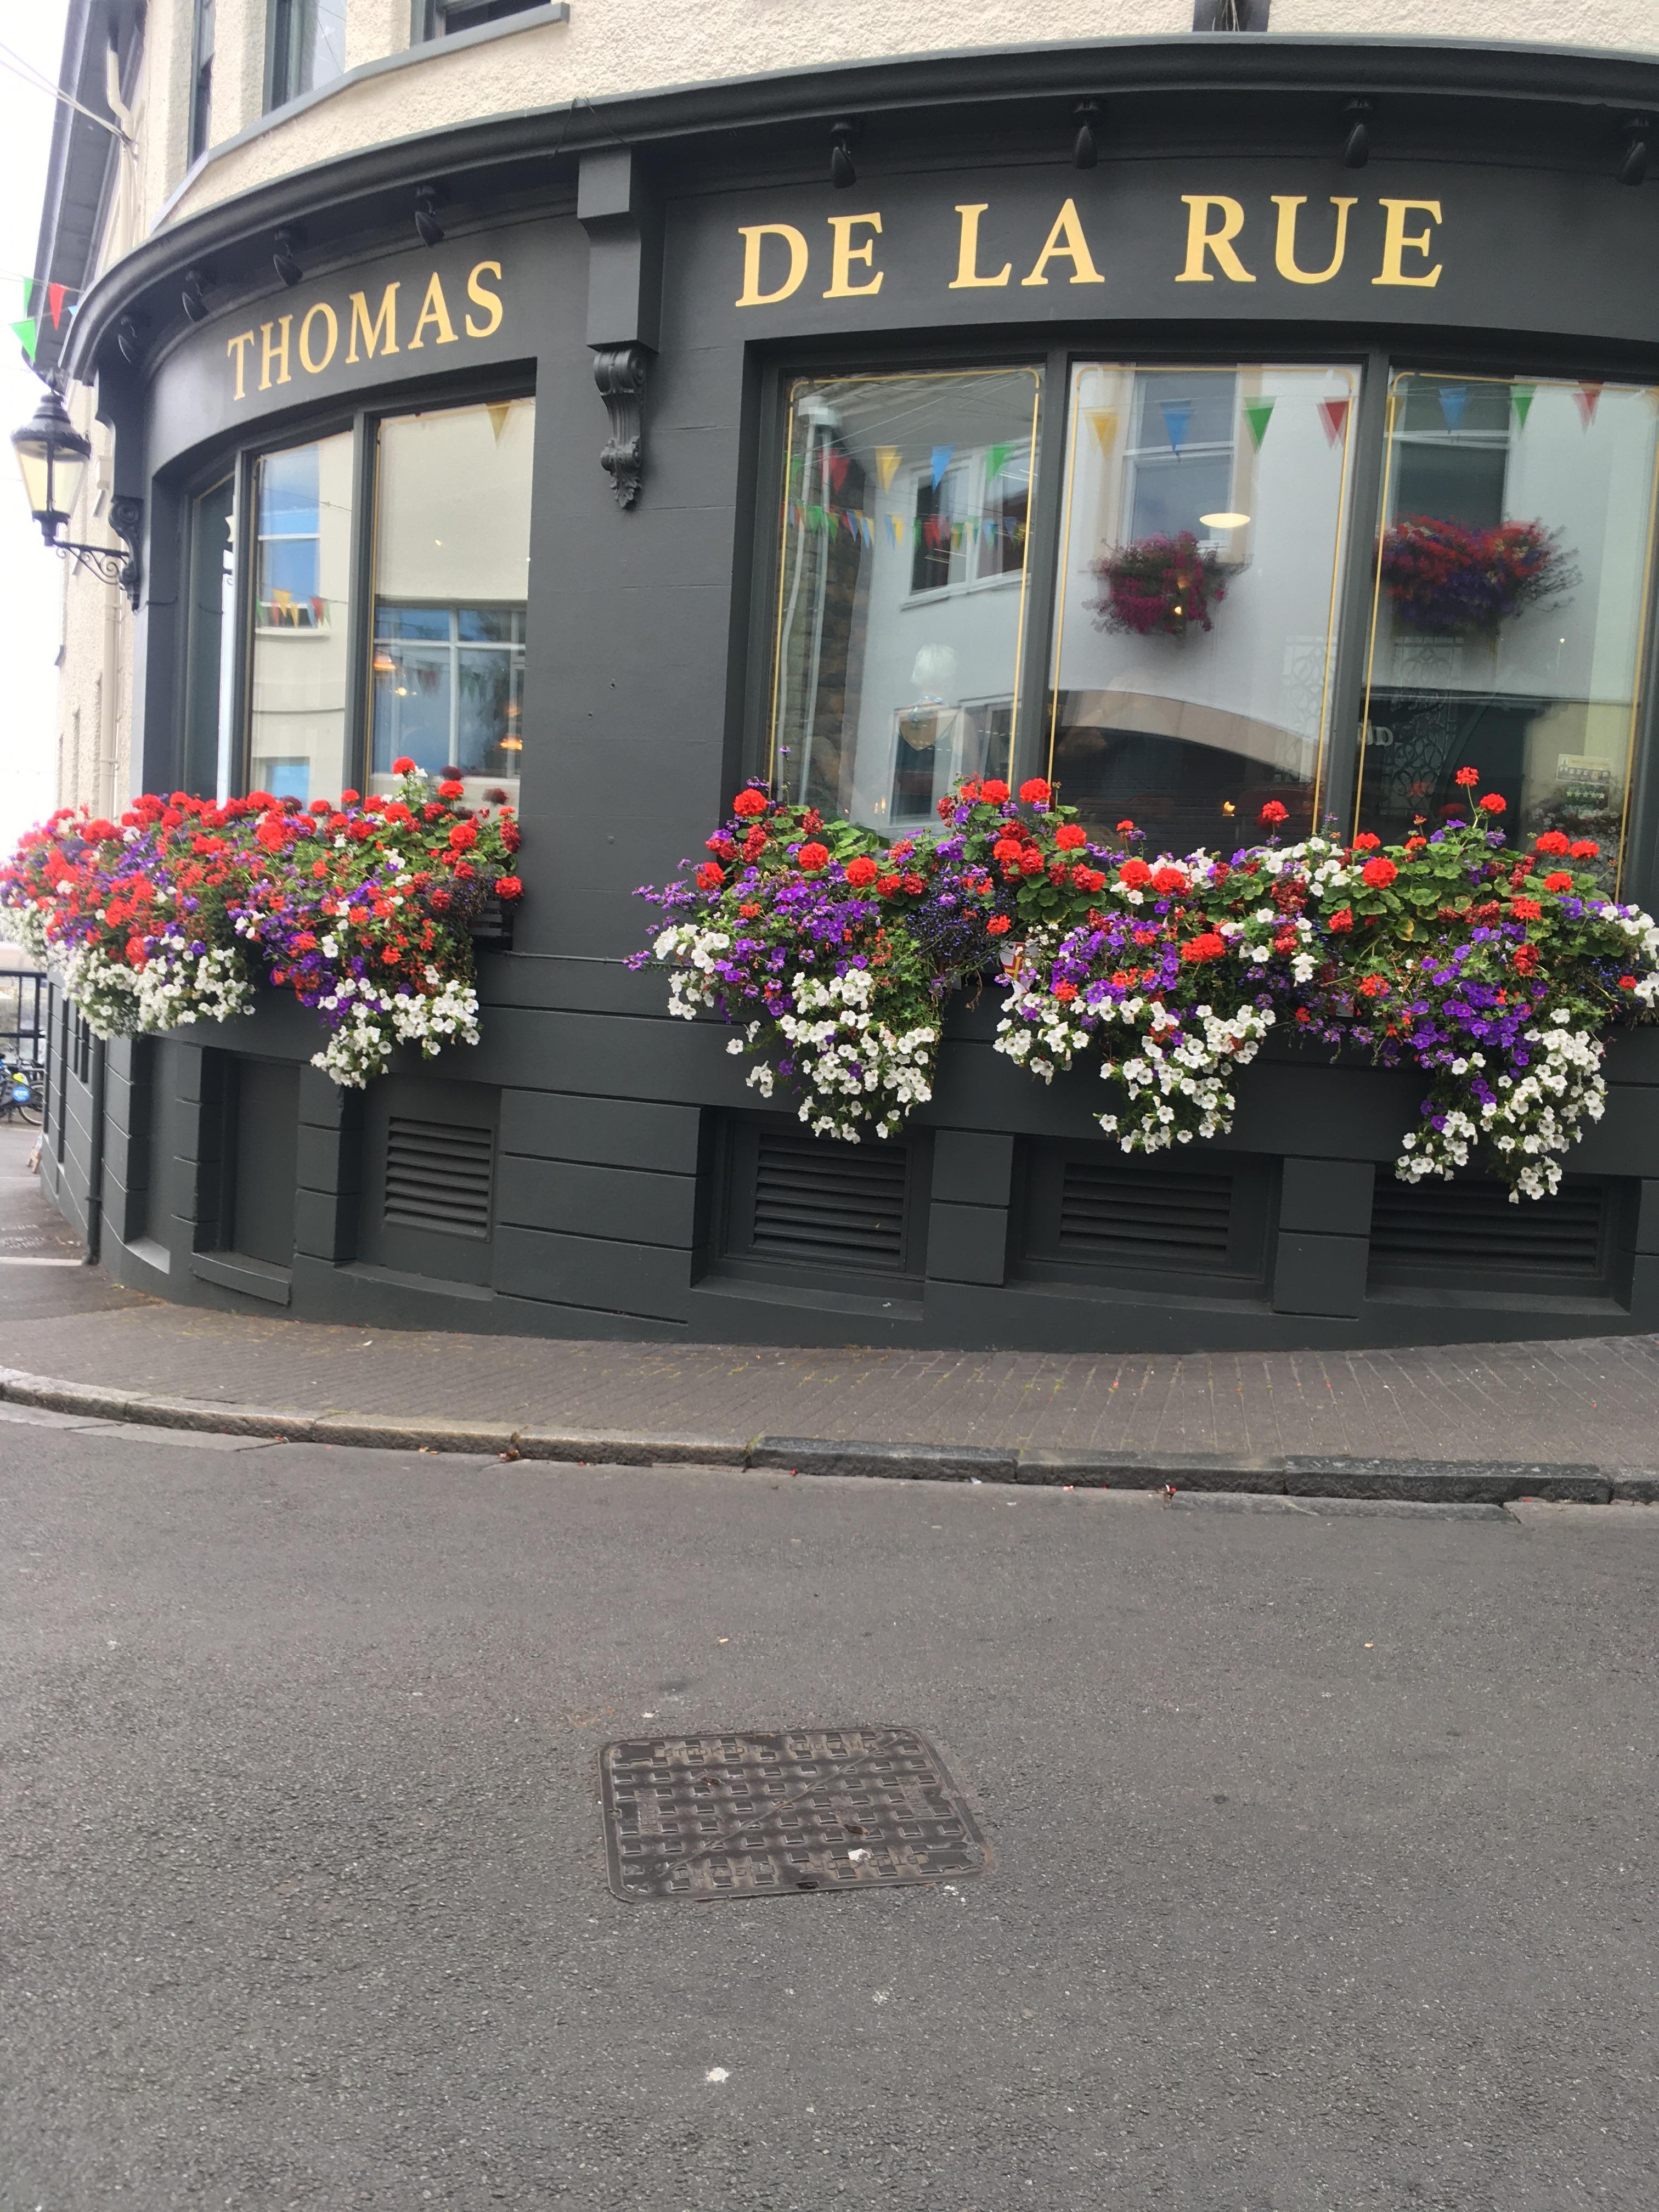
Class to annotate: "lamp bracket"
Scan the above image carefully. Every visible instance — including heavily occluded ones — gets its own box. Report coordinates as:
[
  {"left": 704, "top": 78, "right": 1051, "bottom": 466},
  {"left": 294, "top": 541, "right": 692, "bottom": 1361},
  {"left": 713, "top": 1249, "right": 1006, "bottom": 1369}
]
[
  {"left": 592, "top": 342, "right": 648, "bottom": 509},
  {"left": 57, "top": 495, "right": 142, "bottom": 607}
]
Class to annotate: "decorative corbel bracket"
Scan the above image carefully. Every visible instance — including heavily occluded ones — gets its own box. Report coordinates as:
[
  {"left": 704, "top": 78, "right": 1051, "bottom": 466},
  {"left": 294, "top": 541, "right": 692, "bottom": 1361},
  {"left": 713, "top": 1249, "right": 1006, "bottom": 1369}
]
[
  {"left": 578, "top": 146, "right": 664, "bottom": 513},
  {"left": 108, "top": 496, "right": 144, "bottom": 608},
  {"left": 592, "top": 344, "right": 648, "bottom": 510}
]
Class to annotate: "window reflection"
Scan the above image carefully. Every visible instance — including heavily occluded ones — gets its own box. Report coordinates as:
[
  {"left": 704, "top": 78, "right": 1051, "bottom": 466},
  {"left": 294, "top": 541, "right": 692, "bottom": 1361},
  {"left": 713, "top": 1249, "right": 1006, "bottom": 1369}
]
[
  {"left": 771, "top": 370, "right": 1042, "bottom": 831},
  {"left": 183, "top": 473, "right": 235, "bottom": 799},
  {"left": 1359, "top": 374, "right": 1659, "bottom": 883},
  {"left": 248, "top": 432, "right": 354, "bottom": 803},
  {"left": 1048, "top": 363, "right": 1357, "bottom": 854},
  {"left": 369, "top": 399, "right": 534, "bottom": 803}
]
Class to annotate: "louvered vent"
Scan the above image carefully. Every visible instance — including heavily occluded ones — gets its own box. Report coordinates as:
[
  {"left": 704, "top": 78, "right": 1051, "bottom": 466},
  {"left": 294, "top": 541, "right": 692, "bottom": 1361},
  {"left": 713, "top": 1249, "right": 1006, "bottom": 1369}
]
[
  {"left": 1370, "top": 1177, "right": 1605, "bottom": 1279},
  {"left": 1058, "top": 1158, "right": 1234, "bottom": 1271},
  {"left": 383, "top": 1116, "right": 494, "bottom": 1238},
  {"left": 751, "top": 1128, "right": 909, "bottom": 1270}
]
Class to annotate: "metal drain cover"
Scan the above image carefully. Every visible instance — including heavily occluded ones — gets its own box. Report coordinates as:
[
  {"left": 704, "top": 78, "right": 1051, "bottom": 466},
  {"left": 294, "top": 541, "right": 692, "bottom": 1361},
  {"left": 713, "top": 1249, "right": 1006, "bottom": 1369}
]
[{"left": 599, "top": 1725, "right": 989, "bottom": 1902}]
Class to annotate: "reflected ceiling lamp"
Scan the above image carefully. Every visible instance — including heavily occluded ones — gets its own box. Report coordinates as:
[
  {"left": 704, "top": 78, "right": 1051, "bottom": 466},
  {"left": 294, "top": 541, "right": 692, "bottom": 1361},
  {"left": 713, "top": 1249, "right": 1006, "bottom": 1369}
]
[
  {"left": 1200, "top": 511, "right": 1250, "bottom": 528},
  {"left": 10, "top": 383, "right": 142, "bottom": 606}
]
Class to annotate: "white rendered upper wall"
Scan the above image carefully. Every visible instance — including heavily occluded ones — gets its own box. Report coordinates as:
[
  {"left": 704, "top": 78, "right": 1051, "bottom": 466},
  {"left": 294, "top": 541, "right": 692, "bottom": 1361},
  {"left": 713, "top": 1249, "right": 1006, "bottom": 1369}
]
[{"left": 160, "top": 1, "right": 1659, "bottom": 231}]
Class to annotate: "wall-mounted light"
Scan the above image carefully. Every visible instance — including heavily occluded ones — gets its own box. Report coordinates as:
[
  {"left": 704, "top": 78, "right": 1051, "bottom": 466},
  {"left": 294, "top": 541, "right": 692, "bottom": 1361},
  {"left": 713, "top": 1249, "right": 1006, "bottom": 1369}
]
[
  {"left": 180, "top": 265, "right": 213, "bottom": 323},
  {"left": 10, "top": 383, "right": 142, "bottom": 606},
  {"left": 1073, "top": 100, "right": 1103, "bottom": 171},
  {"left": 273, "top": 227, "right": 304, "bottom": 287},
  {"left": 830, "top": 119, "right": 860, "bottom": 190},
  {"left": 1341, "top": 98, "right": 1373, "bottom": 170},
  {"left": 415, "top": 184, "right": 447, "bottom": 247},
  {"left": 1617, "top": 116, "right": 1651, "bottom": 187},
  {"left": 116, "top": 314, "right": 142, "bottom": 366}
]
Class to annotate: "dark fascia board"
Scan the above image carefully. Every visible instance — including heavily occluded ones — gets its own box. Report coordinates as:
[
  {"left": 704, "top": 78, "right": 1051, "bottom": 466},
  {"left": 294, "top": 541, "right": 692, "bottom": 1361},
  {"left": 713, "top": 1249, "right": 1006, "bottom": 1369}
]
[
  {"left": 157, "top": 2, "right": 574, "bottom": 229},
  {"left": 61, "top": 31, "right": 1659, "bottom": 383},
  {"left": 32, "top": 1, "right": 144, "bottom": 379}
]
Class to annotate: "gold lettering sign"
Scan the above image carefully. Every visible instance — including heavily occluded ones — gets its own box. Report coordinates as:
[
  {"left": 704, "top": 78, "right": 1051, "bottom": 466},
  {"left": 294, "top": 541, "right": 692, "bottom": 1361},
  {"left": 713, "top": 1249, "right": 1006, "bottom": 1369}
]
[
  {"left": 225, "top": 261, "right": 505, "bottom": 399},
  {"left": 733, "top": 193, "right": 1451, "bottom": 304}
]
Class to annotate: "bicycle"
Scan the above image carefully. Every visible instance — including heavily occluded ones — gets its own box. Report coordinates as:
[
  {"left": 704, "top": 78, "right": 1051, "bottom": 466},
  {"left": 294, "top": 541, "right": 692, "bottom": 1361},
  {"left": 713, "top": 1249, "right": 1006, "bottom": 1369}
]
[{"left": 0, "top": 1060, "right": 43, "bottom": 1128}]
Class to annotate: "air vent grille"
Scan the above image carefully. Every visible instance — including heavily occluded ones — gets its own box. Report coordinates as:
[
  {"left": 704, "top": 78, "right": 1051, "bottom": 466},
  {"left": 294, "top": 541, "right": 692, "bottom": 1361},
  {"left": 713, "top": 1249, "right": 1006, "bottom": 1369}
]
[
  {"left": 384, "top": 1116, "right": 494, "bottom": 1238},
  {"left": 751, "top": 1128, "right": 909, "bottom": 1270},
  {"left": 1058, "top": 1158, "right": 1234, "bottom": 1270},
  {"left": 1369, "top": 1177, "right": 1605, "bottom": 1279}
]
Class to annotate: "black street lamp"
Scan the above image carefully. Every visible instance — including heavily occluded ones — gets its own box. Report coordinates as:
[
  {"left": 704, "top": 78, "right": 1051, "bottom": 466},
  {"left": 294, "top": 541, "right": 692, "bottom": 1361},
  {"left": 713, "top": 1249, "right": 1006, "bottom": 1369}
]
[{"left": 10, "top": 385, "right": 142, "bottom": 607}]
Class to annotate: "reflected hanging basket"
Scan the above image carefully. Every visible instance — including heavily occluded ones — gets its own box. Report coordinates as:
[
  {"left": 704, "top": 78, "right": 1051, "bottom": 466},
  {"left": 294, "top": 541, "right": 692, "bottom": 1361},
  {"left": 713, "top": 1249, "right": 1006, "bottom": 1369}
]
[
  {"left": 1379, "top": 515, "right": 1575, "bottom": 639},
  {"left": 1092, "top": 532, "right": 1227, "bottom": 640}
]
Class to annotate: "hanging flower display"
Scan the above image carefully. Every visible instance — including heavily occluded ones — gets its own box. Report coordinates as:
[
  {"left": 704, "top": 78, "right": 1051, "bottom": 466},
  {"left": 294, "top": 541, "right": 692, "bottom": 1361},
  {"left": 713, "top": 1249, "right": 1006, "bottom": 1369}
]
[
  {"left": 0, "top": 765, "right": 523, "bottom": 1087},
  {"left": 1379, "top": 515, "right": 1573, "bottom": 637},
  {"left": 1092, "top": 531, "right": 1227, "bottom": 639},
  {"left": 640, "top": 774, "right": 1659, "bottom": 1199}
]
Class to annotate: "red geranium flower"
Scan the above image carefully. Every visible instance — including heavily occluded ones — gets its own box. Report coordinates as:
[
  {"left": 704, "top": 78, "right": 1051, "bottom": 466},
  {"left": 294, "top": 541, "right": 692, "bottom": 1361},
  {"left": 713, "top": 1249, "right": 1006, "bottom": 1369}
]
[
  {"left": 1542, "top": 871, "right": 1573, "bottom": 893},
  {"left": 1019, "top": 777, "right": 1052, "bottom": 805},
  {"left": 1052, "top": 979, "right": 1079, "bottom": 1000},
  {"left": 391, "top": 756, "right": 416, "bottom": 775},
  {"left": 339, "top": 789, "right": 360, "bottom": 806},
  {"left": 1071, "top": 866, "right": 1105, "bottom": 893},
  {"left": 991, "top": 839, "right": 1023, "bottom": 864},
  {"left": 980, "top": 780, "right": 1011, "bottom": 805},
  {"left": 1620, "top": 975, "right": 1638, "bottom": 990},
  {"left": 695, "top": 861, "right": 724, "bottom": 890},
  {"left": 1116, "top": 819, "right": 1136, "bottom": 837},
  {"left": 844, "top": 855, "right": 879, "bottom": 888},
  {"left": 448, "top": 822, "right": 478, "bottom": 850},
  {"left": 1352, "top": 831, "right": 1381, "bottom": 852},
  {"left": 494, "top": 876, "right": 523, "bottom": 900},
  {"left": 902, "top": 872, "right": 925, "bottom": 895},
  {"left": 797, "top": 842, "right": 830, "bottom": 872},
  {"left": 1358, "top": 974, "right": 1389, "bottom": 997},
  {"left": 1361, "top": 856, "right": 1398, "bottom": 888},
  {"left": 1259, "top": 800, "right": 1288, "bottom": 826},
  {"left": 1118, "top": 858, "right": 1153, "bottom": 889},
  {"left": 1479, "top": 792, "right": 1505, "bottom": 813},
  {"left": 986, "top": 915, "right": 1012, "bottom": 935},
  {"left": 1151, "top": 865, "right": 1190, "bottom": 895},
  {"left": 1570, "top": 839, "right": 1599, "bottom": 860},
  {"left": 437, "top": 779, "right": 466, "bottom": 800},
  {"left": 1510, "top": 896, "right": 1543, "bottom": 921},
  {"left": 1054, "top": 823, "right": 1087, "bottom": 850},
  {"left": 1454, "top": 766, "right": 1481, "bottom": 787},
  {"left": 1180, "top": 932, "right": 1227, "bottom": 964},
  {"left": 1535, "top": 830, "right": 1571, "bottom": 856},
  {"left": 732, "top": 789, "right": 769, "bottom": 817},
  {"left": 1328, "top": 907, "right": 1355, "bottom": 932}
]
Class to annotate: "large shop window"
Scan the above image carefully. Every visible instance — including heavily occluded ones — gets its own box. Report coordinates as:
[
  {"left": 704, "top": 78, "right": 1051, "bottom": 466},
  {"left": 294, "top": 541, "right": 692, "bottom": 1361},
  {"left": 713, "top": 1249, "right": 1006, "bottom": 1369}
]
[
  {"left": 1358, "top": 373, "right": 1659, "bottom": 882},
  {"left": 368, "top": 399, "right": 534, "bottom": 804},
  {"left": 247, "top": 433, "right": 356, "bottom": 803},
  {"left": 770, "top": 369, "right": 1043, "bottom": 831},
  {"left": 1048, "top": 363, "right": 1357, "bottom": 852}
]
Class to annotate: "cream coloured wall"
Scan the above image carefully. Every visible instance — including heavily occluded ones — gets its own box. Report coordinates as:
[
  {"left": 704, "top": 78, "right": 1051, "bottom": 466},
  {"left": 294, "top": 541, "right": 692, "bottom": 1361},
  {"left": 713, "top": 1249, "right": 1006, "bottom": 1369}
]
[{"left": 166, "top": 0, "right": 1659, "bottom": 229}]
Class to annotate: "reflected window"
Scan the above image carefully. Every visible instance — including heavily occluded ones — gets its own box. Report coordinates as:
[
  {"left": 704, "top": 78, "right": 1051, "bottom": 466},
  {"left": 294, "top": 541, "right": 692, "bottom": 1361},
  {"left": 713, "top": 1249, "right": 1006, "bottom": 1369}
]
[
  {"left": 1048, "top": 363, "right": 1357, "bottom": 855},
  {"left": 369, "top": 399, "right": 534, "bottom": 803},
  {"left": 1359, "top": 373, "right": 1659, "bottom": 885},
  {"left": 247, "top": 433, "right": 354, "bottom": 803},
  {"left": 771, "top": 369, "right": 1042, "bottom": 832}
]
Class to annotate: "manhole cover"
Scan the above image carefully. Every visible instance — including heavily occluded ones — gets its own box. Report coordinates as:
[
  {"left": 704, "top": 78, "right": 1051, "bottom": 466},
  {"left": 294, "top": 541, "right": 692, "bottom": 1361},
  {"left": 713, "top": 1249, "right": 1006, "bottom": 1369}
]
[{"left": 599, "top": 1725, "right": 989, "bottom": 1902}]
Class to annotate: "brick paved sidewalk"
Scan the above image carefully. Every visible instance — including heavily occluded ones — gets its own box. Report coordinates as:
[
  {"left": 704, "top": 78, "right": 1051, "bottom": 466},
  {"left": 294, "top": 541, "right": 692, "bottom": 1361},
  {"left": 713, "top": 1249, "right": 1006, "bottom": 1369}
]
[
  {"left": 1, "top": 1126, "right": 1653, "bottom": 1471},
  {"left": 1, "top": 1295, "right": 1655, "bottom": 1470}
]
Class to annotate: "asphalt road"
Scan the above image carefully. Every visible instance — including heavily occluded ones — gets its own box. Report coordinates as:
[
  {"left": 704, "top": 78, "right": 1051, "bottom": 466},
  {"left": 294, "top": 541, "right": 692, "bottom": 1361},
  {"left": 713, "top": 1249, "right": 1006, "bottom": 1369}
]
[{"left": 2, "top": 1411, "right": 1655, "bottom": 2211}]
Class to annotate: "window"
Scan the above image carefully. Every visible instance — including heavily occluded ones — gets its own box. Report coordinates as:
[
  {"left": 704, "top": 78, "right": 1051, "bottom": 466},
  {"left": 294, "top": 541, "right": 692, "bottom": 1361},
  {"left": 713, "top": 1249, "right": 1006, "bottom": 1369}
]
[
  {"left": 368, "top": 399, "right": 535, "bottom": 803},
  {"left": 771, "top": 369, "right": 1043, "bottom": 832},
  {"left": 247, "top": 433, "right": 354, "bottom": 803},
  {"left": 183, "top": 475, "right": 236, "bottom": 800},
  {"left": 1048, "top": 362, "right": 1357, "bottom": 854},
  {"left": 189, "top": 0, "right": 215, "bottom": 161},
  {"left": 1358, "top": 373, "right": 1659, "bottom": 886},
  {"left": 269, "top": 0, "right": 347, "bottom": 108},
  {"left": 417, "top": 0, "right": 548, "bottom": 36}
]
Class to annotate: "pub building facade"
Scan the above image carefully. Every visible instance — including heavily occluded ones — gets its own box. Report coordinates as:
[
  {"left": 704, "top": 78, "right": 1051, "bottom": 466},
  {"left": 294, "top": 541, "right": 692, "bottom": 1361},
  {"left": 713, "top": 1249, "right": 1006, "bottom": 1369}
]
[{"left": 29, "top": 14, "right": 1659, "bottom": 1349}]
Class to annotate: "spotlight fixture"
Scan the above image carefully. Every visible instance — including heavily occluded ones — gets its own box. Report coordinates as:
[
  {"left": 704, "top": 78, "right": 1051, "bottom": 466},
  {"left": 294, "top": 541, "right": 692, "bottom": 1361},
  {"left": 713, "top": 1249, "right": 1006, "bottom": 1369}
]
[
  {"left": 180, "top": 265, "right": 213, "bottom": 323},
  {"left": 830, "top": 119, "right": 860, "bottom": 191},
  {"left": 272, "top": 227, "right": 304, "bottom": 287},
  {"left": 414, "top": 183, "right": 447, "bottom": 247},
  {"left": 1341, "top": 98, "right": 1372, "bottom": 171},
  {"left": 116, "top": 314, "right": 142, "bottom": 366},
  {"left": 1073, "top": 99, "right": 1102, "bottom": 171},
  {"left": 1617, "top": 115, "right": 1651, "bottom": 188}
]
